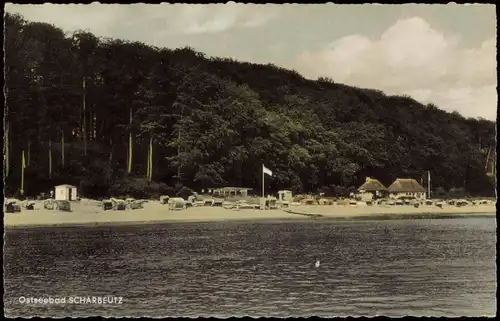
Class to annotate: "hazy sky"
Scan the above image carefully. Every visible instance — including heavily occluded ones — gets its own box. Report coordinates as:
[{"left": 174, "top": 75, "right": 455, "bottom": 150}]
[{"left": 5, "top": 2, "right": 497, "bottom": 120}]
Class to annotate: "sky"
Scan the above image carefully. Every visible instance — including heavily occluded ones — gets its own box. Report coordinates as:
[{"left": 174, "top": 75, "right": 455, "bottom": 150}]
[{"left": 5, "top": 2, "right": 497, "bottom": 120}]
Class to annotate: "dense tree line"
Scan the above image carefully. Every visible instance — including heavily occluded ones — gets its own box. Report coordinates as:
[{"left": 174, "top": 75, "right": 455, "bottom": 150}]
[{"left": 3, "top": 13, "right": 496, "bottom": 198}]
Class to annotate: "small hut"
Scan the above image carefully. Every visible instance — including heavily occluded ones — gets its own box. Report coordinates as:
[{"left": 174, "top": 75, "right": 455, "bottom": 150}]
[{"left": 55, "top": 184, "right": 78, "bottom": 201}]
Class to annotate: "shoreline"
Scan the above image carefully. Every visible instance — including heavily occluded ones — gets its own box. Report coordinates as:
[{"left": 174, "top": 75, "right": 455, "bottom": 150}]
[
  {"left": 3, "top": 201, "right": 496, "bottom": 229},
  {"left": 3, "top": 216, "right": 308, "bottom": 230},
  {"left": 285, "top": 204, "right": 497, "bottom": 216}
]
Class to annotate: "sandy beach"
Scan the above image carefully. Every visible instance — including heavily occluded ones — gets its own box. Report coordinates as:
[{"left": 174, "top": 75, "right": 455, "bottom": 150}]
[
  {"left": 4, "top": 200, "right": 300, "bottom": 228},
  {"left": 286, "top": 204, "right": 497, "bottom": 219},
  {"left": 3, "top": 199, "right": 497, "bottom": 229}
]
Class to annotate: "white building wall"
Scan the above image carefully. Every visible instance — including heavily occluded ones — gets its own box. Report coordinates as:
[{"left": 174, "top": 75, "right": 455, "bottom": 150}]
[
  {"left": 278, "top": 190, "right": 293, "bottom": 202},
  {"left": 359, "top": 192, "right": 374, "bottom": 201},
  {"left": 54, "top": 186, "right": 78, "bottom": 201},
  {"left": 71, "top": 187, "right": 78, "bottom": 201},
  {"left": 55, "top": 187, "right": 68, "bottom": 201},
  {"left": 390, "top": 192, "right": 427, "bottom": 200}
]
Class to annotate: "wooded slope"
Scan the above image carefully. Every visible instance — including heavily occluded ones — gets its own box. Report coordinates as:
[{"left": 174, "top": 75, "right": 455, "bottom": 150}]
[{"left": 4, "top": 13, "right": 496, "bottom": 198}]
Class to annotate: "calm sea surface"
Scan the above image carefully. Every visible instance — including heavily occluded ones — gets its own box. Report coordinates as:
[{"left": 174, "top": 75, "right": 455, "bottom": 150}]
[{"left": 3, "top": 217, "right": 497, "bottom": 317}]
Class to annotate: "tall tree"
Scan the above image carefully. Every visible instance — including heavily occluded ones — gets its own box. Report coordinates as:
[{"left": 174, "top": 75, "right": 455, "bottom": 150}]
[{"left": 70, "top": 31, "right": 100, "bottom": 157}]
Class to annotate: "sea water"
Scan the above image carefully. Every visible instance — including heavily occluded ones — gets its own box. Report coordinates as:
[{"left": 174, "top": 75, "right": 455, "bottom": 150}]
[{"left": 3, "top": 217, "right": 496, "bottom": 317}]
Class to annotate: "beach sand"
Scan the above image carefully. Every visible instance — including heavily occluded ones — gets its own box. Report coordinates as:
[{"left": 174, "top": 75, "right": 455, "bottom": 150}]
[
  {"left": 3, "top": 199, "right": 496, "bottom": 228},
  {"left": 286, "top": 204, "right": 497, "bottom": 219},
  {"left": 3, "top": 200, "right": 300, "bottom": 228}
]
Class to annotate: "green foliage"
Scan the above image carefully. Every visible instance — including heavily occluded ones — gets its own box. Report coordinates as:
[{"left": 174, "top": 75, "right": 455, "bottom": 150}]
[
  {"left": 3, "top": 13, "right": 496, "bottom": 198},
  {"left": 109, "top": 178, "right": 172, "bottom": 199},
  {"left": 448, "top": 187, "right": 467, "bottom": 199},
  {"left": 433, "top": 187, "right": 448, "bottom": 198}
]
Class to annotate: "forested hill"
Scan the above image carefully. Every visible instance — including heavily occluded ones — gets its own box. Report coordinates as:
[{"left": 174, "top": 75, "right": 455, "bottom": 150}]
[{"left": 4, "top": 13, "right": 496, "bottom": 199}]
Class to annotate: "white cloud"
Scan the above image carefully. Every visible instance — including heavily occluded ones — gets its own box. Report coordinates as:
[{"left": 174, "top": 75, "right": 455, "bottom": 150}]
[
  {"left": 181, "top": 4, "right": 241, "bottom": 34},
  {"left": 179, "top": 4, "right": 279, "bottom": 34},
  {"left": 292, "top": 17, "right": 497, "bottom": 120},
  {"left": 4, "top": 3, "right": 278, "bottom": 36},
  {"left": 5, "top": 5, "right": 496, "bottom": 120}
]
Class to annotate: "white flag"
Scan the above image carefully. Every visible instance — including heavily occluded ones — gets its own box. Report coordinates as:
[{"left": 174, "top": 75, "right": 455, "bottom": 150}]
[{"left": 263, "top": 164, "right": 273, "bottom": 176}]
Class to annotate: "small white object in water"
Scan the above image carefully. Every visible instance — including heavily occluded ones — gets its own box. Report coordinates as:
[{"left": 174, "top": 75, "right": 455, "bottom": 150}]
[{"left": 315, "top": 260, "right": 320, "bottom": 268}]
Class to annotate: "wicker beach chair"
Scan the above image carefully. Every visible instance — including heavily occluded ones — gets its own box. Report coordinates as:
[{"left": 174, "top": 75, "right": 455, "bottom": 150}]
[
  {"left": 160, "top": 195, "right": 170, "bottom": 205},
  {"left": 102, "top": 200, "right": 114, "bottom": 211},
  {"left": 56, "top": 200, "right": 72, "bottom": 212},
  {"left": 129, "top": 201, "right": 144, "bottom": 210},
  {"left": 24, "top": 201, "right": 36, "bottom": 210},
  {"left": 5, "top": 201, "right": 21, "bottom": 213},
  {"left": 44, "top": 199, "right": 57, "bottom": 210}
]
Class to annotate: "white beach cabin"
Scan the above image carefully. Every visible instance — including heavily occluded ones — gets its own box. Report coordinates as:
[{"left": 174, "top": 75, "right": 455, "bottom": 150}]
[
  {"left": 278, "top": 190, "right": 293, "bottom": 203},
  {"left": 55, "top": 184, "right": 78, "bottom": 201}
]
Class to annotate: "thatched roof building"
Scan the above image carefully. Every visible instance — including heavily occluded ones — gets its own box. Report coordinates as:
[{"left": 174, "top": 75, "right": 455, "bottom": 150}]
[
  {"left": 358, "top": 177, "right": 388, "bottom": 192},
  {"left": 388, "top": 178, "right": 426, "bottom": 193}
]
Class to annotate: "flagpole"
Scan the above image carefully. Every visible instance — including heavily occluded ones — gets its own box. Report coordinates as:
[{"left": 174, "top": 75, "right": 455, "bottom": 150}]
[
  {"left": 427, "top": 170, "right": 431, "bottom": 199},
  {"left": 21, "top": 150, "right": 25, "bottom": 195},
  {"left": 262, "top": 164, "right": 264, "bottom": 198}
]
